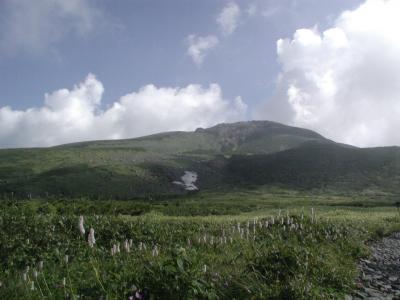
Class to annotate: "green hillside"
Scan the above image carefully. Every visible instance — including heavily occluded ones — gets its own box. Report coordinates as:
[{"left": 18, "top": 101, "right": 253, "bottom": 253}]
[
  {"left": 0, "top": 120, "right": 399, "bottom": 199},
  {"left": 225, "top": 142, "right": 400, "bottom": 194}
]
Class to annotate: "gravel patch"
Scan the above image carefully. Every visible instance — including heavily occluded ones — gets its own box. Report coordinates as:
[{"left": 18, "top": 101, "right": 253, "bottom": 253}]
[{"left": 346, "top": 233, "right": 400, "bottom": 300}]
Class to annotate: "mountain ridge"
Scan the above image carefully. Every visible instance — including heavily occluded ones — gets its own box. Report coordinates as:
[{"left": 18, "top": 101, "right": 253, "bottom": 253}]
[{"left": 0, "top": 120, "right": 399, "bottom": 199}]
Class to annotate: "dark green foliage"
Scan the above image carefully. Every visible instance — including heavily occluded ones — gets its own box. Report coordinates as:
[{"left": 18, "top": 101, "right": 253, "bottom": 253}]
[{"left": 226, "top": 142, "right": 400, "bottom": 192}]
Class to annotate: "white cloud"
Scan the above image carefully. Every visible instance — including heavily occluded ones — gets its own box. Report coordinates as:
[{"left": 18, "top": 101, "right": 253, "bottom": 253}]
[
  {"left": 0, "top": 0, "right": 100, "bottom": 55},
  {"left": 259, "top": 0, "right": 400, "bottom": 147},
  {"left": 0, "top": 75, "right": 247, "bottom": 148},
  {"left": 185, "top": 2, "right": 241, "bottom": 66},
  {"left": 217, "top": 2, "right": 241, "bottom": 36},
  {"left": 186, "top": 35, "right": 219, "bottom": 66}
]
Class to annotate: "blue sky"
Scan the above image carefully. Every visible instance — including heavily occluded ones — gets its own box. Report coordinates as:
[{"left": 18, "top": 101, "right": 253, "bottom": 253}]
[
  {"left": 0, "top": 0, "right": 362, "bottom": 109},
  {"left": 2, "top": 0, "right": 400, "bottom": 148}
]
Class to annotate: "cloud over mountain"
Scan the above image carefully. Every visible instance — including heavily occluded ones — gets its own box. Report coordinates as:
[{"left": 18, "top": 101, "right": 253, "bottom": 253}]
[
  {"left": 0, "top": 75, "right": 247, "bottom": 148},
  {"left": 260, "top": 0, "right": 400, "bottom": 147}
]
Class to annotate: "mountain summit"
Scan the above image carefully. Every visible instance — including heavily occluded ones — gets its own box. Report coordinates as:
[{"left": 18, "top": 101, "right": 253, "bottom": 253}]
[{"left": 0, "top": 120, "right": 399, "bottom": 199}]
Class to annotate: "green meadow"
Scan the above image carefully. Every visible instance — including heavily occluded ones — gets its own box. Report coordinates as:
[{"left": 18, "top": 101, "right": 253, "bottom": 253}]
[{"left": 1, "top": 189, "right": 399, "bottom": 299}]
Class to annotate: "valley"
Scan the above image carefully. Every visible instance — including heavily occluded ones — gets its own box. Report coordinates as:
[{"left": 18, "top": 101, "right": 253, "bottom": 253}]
[{"left": 1, "top": 121, "right": 400, "bottom": 299}]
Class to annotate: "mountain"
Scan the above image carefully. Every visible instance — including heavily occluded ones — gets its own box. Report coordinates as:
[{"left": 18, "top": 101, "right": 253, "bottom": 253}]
[
  {"left": 60, "top": 120, "right": 329, "bottom": 155},
  {"left": 0, "top": 120, "right": 399, "bottom": 199}
]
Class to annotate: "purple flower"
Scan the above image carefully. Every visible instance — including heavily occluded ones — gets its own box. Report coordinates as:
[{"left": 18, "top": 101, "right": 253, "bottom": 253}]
[{"left": 135, "top": 291, "right": 144, "bottom": 300}]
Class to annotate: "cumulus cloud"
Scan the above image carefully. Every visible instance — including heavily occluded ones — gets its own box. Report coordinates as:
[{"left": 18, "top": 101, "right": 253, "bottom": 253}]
[
  {"left": 259, "top": 0, "right": 400, "bottom": 147},
  {"left": 0, "top": 0, "right": 99, "bottom": 55},
  {"left": 0, "top": 75, "right": 247, "bottom": 148},
  {"left": 186, "top": 35, "right": 219, "bottom": 66},
  {"left": 217, "top": 2, "right": 241, "bottom": 36}
]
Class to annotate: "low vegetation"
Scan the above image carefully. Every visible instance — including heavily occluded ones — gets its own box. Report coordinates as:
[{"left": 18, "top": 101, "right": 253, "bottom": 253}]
[{"left": 1, "top": 192, "right": 399, "bottom": 299}]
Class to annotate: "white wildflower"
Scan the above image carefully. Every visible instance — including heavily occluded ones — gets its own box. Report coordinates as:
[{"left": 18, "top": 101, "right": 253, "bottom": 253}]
[
  {"left": 311, "top": 207, "right": 315, "bottom": 223},
  {"left": 88, "top": 228, "right": 95, "bottom": 247},
  {"left": 124, "top": 240, "right": 130, "bottom": 253},
  {"left": 152, "top": 245, "right": 159, "bottom": 257},
  {"left": 111, "top": 244, "right": 119, "bottom": 256},
  {"left": 78, "top": 216, "right": 85, "bottom": 235}
]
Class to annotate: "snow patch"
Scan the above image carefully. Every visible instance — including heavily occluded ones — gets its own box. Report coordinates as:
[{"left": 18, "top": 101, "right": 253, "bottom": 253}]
[{"left": 173, "top": 171, "right": 198, "bottom": 191}]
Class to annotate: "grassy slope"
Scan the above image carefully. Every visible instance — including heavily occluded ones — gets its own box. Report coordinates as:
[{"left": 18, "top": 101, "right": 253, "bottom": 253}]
[
  {"left": 1, "top": 120, "right": 400, "bottom": 199},
  {"left": 0, "top": 121, "right": 330, "bottom": 199}
]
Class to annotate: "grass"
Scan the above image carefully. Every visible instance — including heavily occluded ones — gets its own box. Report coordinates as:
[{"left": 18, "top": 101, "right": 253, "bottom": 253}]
[
  {"left": 1, "top": 190, "right": 399, "bottom": 299},
  {"left": 4, "top": 120, "right": 400, "bottom": 201}
]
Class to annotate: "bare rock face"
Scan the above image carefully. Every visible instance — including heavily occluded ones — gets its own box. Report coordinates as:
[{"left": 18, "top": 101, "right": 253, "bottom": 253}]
[{"left": 347, "top": 233, "right": 400, "bottom": 300}]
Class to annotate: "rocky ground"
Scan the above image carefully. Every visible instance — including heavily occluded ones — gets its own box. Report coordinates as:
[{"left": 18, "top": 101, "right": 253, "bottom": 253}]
[{"left": 346, "top": 232, "right": 400, "bottom": 300}]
